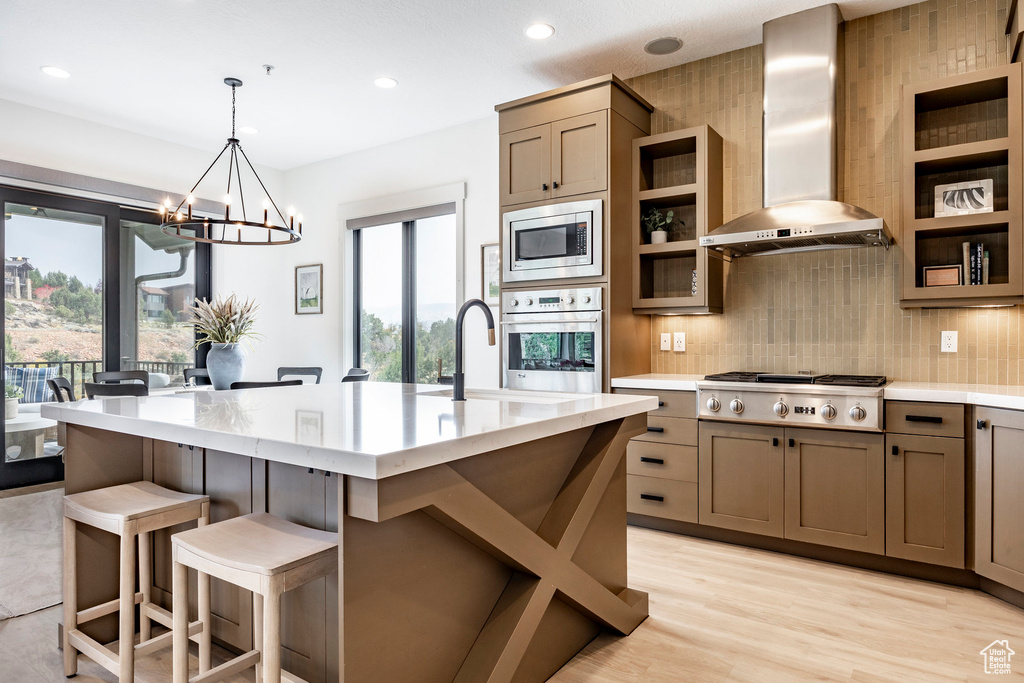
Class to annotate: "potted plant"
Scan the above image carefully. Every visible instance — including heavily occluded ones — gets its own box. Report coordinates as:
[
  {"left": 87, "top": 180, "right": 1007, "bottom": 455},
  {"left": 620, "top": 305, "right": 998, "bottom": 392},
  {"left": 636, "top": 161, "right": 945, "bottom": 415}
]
[
  {"left": 189, "top": 294, "right": 261, "bottom": 390},
  {"left": 5, "top": 383, "right": 22, "bottom": 420},
  {"left": 642, "top": 207, "right": 682, "bottom": 244}
]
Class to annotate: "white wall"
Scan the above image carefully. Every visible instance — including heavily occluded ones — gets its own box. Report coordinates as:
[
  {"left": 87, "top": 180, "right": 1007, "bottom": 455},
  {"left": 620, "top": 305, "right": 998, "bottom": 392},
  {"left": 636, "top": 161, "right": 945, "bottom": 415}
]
[
  {"left": 0, "top": 99, "right": 500, "bottom": 387},
  {"left": 222, "top": 116, "right": 500, "bottom": 385}
]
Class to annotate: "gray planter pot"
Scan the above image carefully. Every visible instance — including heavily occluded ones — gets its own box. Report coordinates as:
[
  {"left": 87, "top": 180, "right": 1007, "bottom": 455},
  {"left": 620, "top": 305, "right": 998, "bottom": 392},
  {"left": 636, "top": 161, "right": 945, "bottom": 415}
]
[{"left": 207, "top": 343, "right": 246, "bottom": 391}]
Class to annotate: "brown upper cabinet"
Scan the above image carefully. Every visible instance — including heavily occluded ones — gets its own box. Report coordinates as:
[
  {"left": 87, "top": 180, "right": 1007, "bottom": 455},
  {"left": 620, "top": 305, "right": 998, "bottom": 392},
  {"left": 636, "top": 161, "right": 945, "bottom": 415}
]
[
  {"left": 496, "top": 75, "right": 652, "bottom": 209},
  {"left": 900, "top": 63, "right": 1024, "bottom": 308},
  {"left": 500, "top": 112, "right": 608, "bottom": 205}
]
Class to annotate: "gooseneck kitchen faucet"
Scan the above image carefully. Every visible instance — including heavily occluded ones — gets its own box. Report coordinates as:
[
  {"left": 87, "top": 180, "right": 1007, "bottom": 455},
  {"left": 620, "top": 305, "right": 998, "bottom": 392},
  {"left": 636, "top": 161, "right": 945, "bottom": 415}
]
[{"left": 453, "top": 299, "right": 495, "bottom": 401}]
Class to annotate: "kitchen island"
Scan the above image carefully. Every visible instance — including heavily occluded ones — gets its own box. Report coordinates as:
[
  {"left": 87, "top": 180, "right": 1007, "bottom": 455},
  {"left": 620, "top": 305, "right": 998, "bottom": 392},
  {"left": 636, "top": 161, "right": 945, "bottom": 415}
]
[{"left": 42, "top": 382, "right": 656, "bottom": 682}]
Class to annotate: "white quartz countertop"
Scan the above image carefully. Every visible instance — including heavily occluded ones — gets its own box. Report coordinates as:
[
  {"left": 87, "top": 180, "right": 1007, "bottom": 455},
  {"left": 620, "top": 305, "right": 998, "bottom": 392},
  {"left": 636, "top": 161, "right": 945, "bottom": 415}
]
[
  {"left": 611, "top": 374, "right": 703, "bottom": 391},
  {"left": 41, "top": 383, "right": 657, "bottom": 480},
  {"left": 613, "top": 374, "right": 1024, "bottom": 412}
]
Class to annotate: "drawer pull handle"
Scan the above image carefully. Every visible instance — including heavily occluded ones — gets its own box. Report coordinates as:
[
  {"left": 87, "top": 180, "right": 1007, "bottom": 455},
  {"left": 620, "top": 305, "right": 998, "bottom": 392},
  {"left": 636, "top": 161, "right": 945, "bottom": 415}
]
[
  {"left": 647, "top": 426, "right": 665, "bottom": 433},
  {"left": 640, "top": 493, "right": 664, "bottom": 502},
  {"left": 658, "top": 401, "right": 665, "bottom": 407},
  {"left": 640, "top": 457, "right": 665, "bottom": 465},
  {"left": 906, "top": 415, "right": 942, "bottom": 424}
]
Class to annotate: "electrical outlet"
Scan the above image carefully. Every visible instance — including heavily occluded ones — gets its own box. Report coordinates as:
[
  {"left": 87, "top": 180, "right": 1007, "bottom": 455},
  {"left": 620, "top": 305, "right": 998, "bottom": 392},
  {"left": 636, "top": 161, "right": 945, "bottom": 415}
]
[
  {"left": 673, "top": 332, "right": 686, "bottom": 352},
  {"left": 941, "top": 330, "right": 958, "bottom": 353},
  {"left": 660, "top": 333, "right": 671, "bottom": 351}
]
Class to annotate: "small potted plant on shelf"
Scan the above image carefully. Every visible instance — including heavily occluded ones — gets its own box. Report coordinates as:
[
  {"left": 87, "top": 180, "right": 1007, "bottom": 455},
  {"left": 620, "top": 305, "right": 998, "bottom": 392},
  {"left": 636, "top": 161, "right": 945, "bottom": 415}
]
[
  {"left": 189, "top": 294, "right": 261, "bottom": 390},
  {"left": 642, "top": 207, "right": 682, "bottom": 244},
  {"left": 5, "top": 383, "right": 22, "bottom": 420}
]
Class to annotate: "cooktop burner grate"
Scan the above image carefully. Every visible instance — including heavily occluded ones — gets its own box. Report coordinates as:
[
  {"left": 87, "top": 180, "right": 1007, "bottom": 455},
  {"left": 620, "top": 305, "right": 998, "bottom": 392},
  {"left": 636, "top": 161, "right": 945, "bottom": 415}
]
[
  {"left": 702, "top": 371, "right": 763, "bottom": 383},
  {"left": 814, "top": 375, "right": 887, "bottom": 387}
]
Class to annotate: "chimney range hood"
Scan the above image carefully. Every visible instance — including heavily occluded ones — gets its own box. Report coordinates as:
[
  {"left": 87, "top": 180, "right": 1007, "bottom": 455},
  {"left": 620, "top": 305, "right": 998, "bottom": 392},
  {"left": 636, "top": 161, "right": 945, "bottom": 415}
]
[{"left": 699, "top": 4, "right": 891, "bottom": 257}]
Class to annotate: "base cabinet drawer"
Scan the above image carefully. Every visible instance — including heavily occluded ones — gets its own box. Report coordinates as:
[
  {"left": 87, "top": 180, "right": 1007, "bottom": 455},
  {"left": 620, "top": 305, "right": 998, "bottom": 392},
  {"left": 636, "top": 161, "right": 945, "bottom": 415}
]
[
  {"left": 886, "top": 401, "right": 964, "bottom": 438},
  {"left": 626, "top": 441, "right": 697, "bottom": 481},
  {"left": 613, "top": 388, "right": 696, "bottom": 418},
  {"left": 635, "top": 416, "right": 698, "bottom": 446},
  {"left": 627, "top": 475, "right": 697, "bottom": 523}
]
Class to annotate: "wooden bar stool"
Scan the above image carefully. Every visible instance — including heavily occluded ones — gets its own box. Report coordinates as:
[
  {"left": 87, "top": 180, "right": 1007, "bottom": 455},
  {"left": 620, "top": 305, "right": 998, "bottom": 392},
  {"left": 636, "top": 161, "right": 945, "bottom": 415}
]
[
  {"left": 63, "top": 481, "right": 211, "bottom": 681},
  {"left": 171, "top": 513, "right": 338, "bottom": 683}
]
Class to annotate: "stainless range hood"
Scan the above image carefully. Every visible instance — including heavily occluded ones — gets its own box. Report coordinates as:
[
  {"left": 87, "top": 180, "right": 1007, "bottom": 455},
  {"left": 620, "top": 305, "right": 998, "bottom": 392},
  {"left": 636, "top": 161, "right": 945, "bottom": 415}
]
[{"left": 699, "top": 4, "right": 891, "bottom": 257}]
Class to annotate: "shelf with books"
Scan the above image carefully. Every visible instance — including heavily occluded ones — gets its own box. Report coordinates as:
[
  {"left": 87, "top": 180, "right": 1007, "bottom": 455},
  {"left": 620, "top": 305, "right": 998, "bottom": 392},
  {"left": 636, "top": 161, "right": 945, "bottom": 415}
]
[{"left": 901, "top": 62, "right": 1023, "bottom": 308}]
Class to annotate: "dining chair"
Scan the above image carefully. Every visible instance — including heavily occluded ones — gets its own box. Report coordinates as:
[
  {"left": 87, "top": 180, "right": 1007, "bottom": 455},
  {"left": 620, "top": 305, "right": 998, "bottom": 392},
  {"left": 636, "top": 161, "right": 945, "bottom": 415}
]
[
  {"left": 229, "top": 380, "right": 303, "bottom": 390},
  {"left": 47, "top": 377, "right": 76, "bottom": 402},
  {"left": 93, "top": 370, "right": 150, "bottom": 387},
  {"left": 183, "top": 368, "right": 211, "bottom": 386},
  {"left": 341, "top": 367, "right": 369, "bottom": 383},
  {"left": 84, "top": 382, "right": 149, "bottom": 399},
  {"left": 276, "top": 366, "right": 323, "bottom": 384}
]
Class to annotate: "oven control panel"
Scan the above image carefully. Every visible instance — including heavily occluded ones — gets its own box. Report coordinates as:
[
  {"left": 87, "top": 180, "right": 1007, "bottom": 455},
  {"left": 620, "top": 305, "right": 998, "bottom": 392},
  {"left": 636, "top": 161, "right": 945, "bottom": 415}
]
[
  {"left": 696, "top": 385, "right": 884, "bottom": 432},
  {"left": 502, "top": 287, "right": 602, "bottom": 314}
]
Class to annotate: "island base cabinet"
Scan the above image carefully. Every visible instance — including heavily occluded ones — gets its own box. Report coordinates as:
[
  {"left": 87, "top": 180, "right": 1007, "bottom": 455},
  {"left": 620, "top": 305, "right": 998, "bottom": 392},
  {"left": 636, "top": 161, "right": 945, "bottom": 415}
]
[
  {"left": 698, "top": 422, "right": 785, "bottom": 537},
  {"left": 976, "top": 407, "right": 1024, "bottom": 593},
  {"left": 885, "top": 434, "right": 965, "bottom": 568},
  {"left": 784, "top": 429, "right": 885, "bottom": 554}
]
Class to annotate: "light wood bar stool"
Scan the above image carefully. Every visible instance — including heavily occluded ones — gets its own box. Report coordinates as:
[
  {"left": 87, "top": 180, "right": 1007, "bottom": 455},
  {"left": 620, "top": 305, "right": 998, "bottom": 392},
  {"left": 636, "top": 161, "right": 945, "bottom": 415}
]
[
  {"left": 171, "top": 512, "right": 337, "bottom": 683},
  {"left": 63, "top": 481, "right": 211, "bottom": 681}
]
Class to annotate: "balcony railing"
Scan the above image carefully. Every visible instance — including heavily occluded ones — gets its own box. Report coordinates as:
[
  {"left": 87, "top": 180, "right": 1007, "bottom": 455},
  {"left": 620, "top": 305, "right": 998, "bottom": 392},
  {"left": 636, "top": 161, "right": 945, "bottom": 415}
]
[{"left": 4, "top": 359, "right": 194, "bottom": 399}]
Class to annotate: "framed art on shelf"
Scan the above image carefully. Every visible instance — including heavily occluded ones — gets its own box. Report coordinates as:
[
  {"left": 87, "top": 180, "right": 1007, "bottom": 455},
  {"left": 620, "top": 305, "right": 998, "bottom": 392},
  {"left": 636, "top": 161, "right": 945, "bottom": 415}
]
[
  {"left": 481, "top": 243, "right": 499, "bottom": 306},
  {"left": 923, "top": 264, "right": 962, "bottom": 287},
  {"left": 295, "top": 264, "right": 323, "bottom": 314},
  {"left": 934, "top": 179, "right": 994, "bottom": 217}
]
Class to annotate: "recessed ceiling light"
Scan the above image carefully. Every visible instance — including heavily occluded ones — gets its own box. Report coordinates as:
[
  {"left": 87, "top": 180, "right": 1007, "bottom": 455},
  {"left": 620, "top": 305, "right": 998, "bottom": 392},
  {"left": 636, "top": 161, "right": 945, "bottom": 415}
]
[
  {"left": 374, "top": 77, "right": 398, "bottom": 89},
  {"left": 40, "top": 65, "right": 70, "bottom": 79},
  {"left": 525, "top": 23, "right": 555, "bottom": 40},
  {"left": 644, "top": 37, "right": 683, "bottom": 56},
  {"left": 239, "top": 126, "right": 259, "bottom": 135}
]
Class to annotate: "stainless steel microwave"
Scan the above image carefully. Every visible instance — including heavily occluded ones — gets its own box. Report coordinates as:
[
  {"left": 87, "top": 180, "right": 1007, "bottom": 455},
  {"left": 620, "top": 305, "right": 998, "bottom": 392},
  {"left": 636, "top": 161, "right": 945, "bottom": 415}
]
[{"left": 502, "top": 199, "right": 602, "bottom": 283}]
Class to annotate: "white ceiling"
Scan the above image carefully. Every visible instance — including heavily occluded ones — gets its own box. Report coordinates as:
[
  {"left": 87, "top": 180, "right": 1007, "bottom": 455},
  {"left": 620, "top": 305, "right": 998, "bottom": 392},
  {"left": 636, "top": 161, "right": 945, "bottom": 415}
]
[{"left": 1, "top": 0, "right": 911, "bottom": 170}]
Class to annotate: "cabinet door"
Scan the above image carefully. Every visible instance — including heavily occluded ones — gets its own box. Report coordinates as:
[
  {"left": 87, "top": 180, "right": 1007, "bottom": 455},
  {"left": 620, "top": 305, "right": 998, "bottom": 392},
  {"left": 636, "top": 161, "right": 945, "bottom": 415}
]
[
  {"left": 976, "top": 407, "right": 1024, "bottom": 592},
  {"left": 267, "top": 462, "right": 329, "bottom": 683},
  {"left": 551, "top": 111, "right": 607, "bottom": 198},
  {"left": 784, "top": 429, "right": 885, "bottom": 554},
  {"left": 499, "top": 124, "right": 551, "bottom": 205},
  {"left": 204, "top": 449, "right": 255, "bottom": 651},
  {"left": 886, "top": 434, "right": 965, "bottom": 568},
  {"left": 698, "top": 422, "right": 785, "bottom": 537}
]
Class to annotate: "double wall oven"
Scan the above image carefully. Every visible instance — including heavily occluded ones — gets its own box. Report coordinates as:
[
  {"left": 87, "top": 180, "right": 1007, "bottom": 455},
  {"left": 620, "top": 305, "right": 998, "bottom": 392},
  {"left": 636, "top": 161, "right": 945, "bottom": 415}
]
[{"left": 500, "top": 198, "right": 605, "bottom": 393}]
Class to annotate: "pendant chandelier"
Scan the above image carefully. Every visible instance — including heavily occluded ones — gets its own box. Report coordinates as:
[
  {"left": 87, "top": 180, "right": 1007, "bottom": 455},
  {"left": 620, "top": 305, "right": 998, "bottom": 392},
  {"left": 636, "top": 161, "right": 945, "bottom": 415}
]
[{"left": 160, "top": 77, "right": 300, "bottom": 245}]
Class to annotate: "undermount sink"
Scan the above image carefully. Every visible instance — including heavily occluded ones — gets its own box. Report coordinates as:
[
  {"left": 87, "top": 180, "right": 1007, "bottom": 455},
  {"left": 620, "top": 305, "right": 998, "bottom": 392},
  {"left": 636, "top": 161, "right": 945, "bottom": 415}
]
[{"left": 419, "top": 388, "right": 577, "bottom": 404}]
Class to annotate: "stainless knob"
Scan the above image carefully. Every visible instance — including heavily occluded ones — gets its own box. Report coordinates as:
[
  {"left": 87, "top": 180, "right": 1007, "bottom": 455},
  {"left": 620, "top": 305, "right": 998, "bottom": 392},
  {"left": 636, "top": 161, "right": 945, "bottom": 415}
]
[
  {"left": 773, "top": 401, "right": 789, "bottom": 417},
  {"left": 582, "top": 294, "right": 592, "bottom": 304},
  {"left": 510, "top": 299, "right": 519, "bottom": 307},
  {"left": 564, "top": 295, "right": 575, "bottom": 304},
  {"left": 706, "top": 397, "right": 721, "bottom": 412},
  {"left": 729, "top": 398, "right": 744, "bottom": 414},
  {"left": 524, "top": 297, "right": 533, "bottom": 306},
  {"left": 821, "top": 403, "right": 837, "bottom": 420},
  {"left": 849, "top": 405, "right": 867, "bottom": 422}
]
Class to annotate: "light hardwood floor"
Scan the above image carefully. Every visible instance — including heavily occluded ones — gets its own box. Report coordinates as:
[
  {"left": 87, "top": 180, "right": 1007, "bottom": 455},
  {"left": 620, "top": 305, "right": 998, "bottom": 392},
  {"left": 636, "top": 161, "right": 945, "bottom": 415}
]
[{"left": 1, "top": 526, "right": 1022, "bottom": 681}]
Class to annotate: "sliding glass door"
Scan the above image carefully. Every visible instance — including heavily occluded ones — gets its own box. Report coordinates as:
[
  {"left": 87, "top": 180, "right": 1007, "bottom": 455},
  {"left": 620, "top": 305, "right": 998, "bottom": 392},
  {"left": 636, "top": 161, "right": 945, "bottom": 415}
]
[{"left": 0, "top": 187, "right": 210, "bottom": 490}]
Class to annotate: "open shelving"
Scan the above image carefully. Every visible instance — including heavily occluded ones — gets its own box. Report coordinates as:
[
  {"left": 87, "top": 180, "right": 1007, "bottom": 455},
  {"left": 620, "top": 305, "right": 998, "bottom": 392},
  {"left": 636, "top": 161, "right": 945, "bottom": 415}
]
[
  {"left": 632, "top": 125, "right": 724, "bottom": 313},
  {"left": 901, "top": 63, "right": 1023, "bottom": 307}
]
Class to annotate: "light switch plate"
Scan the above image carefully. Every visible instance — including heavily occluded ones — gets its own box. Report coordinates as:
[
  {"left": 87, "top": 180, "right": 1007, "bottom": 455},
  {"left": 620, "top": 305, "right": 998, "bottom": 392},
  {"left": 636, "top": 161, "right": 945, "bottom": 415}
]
[
  {"left": 941, "top": 330, "right": 957, "bottom": 353},
  {"left": 673, "top": 332, "right": 686, "bottom": 352},
  {"left": 660, "top": 333, "right": 671, "bottom": 351}
]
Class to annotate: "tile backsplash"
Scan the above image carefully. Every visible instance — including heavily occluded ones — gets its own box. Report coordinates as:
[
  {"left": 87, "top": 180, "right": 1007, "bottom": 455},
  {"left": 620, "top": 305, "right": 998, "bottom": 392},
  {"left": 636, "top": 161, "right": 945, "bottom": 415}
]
[{"left": 627, "top": 0, "right": 1021, "bottom": 384}]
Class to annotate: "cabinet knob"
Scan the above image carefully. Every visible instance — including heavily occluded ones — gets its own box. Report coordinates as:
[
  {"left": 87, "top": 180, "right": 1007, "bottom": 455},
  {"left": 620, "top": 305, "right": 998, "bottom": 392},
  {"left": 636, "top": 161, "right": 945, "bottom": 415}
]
[
  {"left": 892, "top": 445, "right": 899, "bottom": 456},
  {"left": 542, "top": 183, "right": 549, "bottom": 191},
  {"left": 788, "top": 438, "right": 795, "bottom": 448},
  {"left": 977, "top": 419, "right": 988, "bottom": 430},
  {"left": 772, "top": 437, "right": 779, "bottom": 447},
  {"left": 553, "top": 181, "right": 559, "bottom": 189}
]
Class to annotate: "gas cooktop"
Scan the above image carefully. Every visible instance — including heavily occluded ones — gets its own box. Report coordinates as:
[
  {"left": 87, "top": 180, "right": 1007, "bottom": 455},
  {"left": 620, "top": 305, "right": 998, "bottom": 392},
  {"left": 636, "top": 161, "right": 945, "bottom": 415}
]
[{"left": 703, "top": 372, "right": 887, "bottom": 388}]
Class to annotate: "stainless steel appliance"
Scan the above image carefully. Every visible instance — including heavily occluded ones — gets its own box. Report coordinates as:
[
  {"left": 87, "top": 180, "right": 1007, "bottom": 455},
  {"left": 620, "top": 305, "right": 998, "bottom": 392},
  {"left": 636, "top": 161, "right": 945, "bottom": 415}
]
[
  {"left": 501, "top": 286, "right": 602, "bottom": 393},
  {"left": 503, "top": 199, "right": 602, "bottom": 283},
  {"left": 699, "top": 4, "right": 891, "bottom": 257},
  {"left": 697, "top": 372, "right": 887, "bottom": 432}
]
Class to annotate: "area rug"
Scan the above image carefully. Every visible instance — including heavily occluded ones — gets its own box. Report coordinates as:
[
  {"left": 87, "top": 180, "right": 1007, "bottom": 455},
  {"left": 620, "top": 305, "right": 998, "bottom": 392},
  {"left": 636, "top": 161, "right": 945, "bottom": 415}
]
[{"left": 0, "top": 487, "right": 63, "bottom": 620}]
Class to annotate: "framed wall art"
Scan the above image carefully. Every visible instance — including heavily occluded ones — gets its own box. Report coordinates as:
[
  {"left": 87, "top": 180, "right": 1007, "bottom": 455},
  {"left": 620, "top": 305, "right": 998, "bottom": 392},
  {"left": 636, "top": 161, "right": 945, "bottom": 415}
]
[
  {"left": 295, "top": 264, "right": 323, "bottom": 314},
  {"left": 481, "top": 243, "right": 499, "bottom": 306},
  {"left": 934, "top": 179, "right": 994, "bottom": 217}
]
